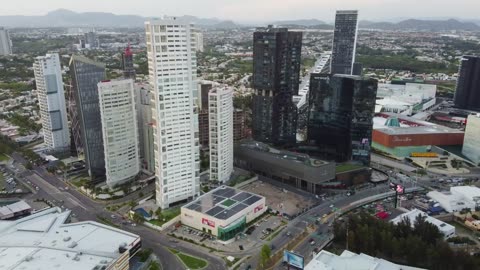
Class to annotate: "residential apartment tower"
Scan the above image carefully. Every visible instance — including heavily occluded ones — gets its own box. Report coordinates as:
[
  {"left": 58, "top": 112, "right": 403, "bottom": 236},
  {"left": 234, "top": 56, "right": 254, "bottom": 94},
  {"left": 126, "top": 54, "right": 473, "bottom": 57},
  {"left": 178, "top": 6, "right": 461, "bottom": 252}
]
[
  {"left": 33, "top": 53, "right": 70, "bottom": 153},
  {"left": 145, "top": 18, "right": 200, "bottom": 208}
]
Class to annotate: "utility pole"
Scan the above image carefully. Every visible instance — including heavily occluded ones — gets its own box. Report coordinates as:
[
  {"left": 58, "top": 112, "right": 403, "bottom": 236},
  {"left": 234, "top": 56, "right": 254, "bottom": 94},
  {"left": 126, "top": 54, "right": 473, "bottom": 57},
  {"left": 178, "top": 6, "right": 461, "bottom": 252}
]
[{"left": 346, "top": 218, "right": 349, "bottom": 250}]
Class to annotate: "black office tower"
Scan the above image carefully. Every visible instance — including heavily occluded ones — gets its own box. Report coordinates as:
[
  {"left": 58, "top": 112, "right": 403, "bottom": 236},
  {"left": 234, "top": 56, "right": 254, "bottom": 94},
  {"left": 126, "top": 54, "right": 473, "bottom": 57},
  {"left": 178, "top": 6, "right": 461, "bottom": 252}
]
[
  {"left": 69, "top": 55, "right": 106, "bottom": 179},
  {"left": 454, "top": 56, "right": 480, "bottom": 111},
  {"left": 252, "top": 26, "right": 302, "bottom": 145},
  {"left": 331, "top": 10, "right": 358, "bottom": 75},
  {"left": 307, "top": 74, "right": 377, "bottom": 165}
]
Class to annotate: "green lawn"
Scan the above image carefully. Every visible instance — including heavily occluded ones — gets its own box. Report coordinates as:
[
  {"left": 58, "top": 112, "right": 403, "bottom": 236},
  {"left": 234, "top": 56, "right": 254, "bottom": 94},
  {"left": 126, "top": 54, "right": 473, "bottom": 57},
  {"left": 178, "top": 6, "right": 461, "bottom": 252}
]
[
  {"left": 149, "top": 207, "right": 180, "bottom": 226},
  {"left": 0, "top": 153, "right": 9, "bottom": 161},
  {"left": 221, "top": 199, "right": 236, "bottom": 207},
  {"left": 168, "top": 248, "right": 208, "bottom": 269},
  {"left": 335, "top": 164, "right": 365, "bottom": 173},
  {"left": 0, "top": 172, "right": 4, "bottom": 190}
]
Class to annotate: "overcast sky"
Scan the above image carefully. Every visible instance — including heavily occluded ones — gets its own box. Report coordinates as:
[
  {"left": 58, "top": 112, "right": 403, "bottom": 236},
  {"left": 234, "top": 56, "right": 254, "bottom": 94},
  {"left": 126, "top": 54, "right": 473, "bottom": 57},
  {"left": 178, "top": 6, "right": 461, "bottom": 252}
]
[{"left": 1, "top": 0, "right": 478, "bottom": 23}]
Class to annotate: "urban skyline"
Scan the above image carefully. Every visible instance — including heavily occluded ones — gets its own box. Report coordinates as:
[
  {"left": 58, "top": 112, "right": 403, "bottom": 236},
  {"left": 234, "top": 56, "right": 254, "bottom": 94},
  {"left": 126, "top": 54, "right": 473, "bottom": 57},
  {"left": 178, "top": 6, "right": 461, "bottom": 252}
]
[{"left": 1, "top": 3, "right": 480, "bottom": 270}]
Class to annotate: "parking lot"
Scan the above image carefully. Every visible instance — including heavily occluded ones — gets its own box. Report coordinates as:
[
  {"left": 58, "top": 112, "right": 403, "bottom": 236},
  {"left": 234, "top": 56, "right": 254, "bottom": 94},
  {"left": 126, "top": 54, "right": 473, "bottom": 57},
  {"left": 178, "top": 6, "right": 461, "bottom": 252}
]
[
  {"left": 246, "top": 214, "right": 286, "bottom": 241},
  {"left": 0, "top": 165, "right": 24, "bottom": 193},
  {"left": 240, "top": 180, "right": 316, "bottom": 216}
]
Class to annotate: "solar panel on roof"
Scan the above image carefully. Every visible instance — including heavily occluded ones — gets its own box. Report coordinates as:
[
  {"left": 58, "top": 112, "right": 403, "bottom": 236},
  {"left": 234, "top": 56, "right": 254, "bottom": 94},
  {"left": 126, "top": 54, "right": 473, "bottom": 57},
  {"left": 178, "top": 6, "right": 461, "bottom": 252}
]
[
  {"left": 205, "top": 205, "right": 225, "bottom": 216},
  {"left": 213, "top": 187, "right": 237, "bottom": 198},
  {"left": 215, "top": 209, "right": 239, "bottom": 220},
  {"left": 186, "top": 203, "right": 201, "bottom": 211},
  {"left": 230, "top": 203, "right": 247, "bottom": 213},
  {"left": 243, "top": 195, "right": 262, "bottom": 205},
  {"left": 231, "top": 192, "right": 251, "bottom": 202}
]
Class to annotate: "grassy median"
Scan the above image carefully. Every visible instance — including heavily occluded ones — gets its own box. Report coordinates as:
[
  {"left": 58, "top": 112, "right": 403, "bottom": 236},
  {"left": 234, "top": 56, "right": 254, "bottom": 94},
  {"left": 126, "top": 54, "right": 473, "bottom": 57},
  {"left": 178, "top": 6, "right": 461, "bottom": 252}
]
[{"left": 167, "top": 248, "right": 208, "bottom": 269}]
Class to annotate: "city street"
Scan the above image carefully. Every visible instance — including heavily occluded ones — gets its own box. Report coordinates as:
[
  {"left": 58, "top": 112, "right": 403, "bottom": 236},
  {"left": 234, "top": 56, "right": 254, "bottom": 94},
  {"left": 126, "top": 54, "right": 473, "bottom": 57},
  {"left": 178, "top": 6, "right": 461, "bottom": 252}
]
[{"left": 8, "top": 152, "right": 226, "bottom": 270}]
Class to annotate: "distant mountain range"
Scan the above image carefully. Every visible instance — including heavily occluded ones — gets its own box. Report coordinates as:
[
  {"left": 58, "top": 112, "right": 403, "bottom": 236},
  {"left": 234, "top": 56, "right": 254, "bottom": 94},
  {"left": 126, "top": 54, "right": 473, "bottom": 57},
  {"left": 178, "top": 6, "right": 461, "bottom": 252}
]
[
  {"left": 0, "top": 10, "right": 479, "bottom": 32},
  {"left": 272, "top": 19, "right": 326, "bottom": 26},
  {"left": 270, "top": 18, "right": 480, "bottom": 31},
  {"left": 0, "top": 9, "right": 239, "bottom": 29},
  {"left": 359, "top": 19, "right": 480, "bottom": 31}
]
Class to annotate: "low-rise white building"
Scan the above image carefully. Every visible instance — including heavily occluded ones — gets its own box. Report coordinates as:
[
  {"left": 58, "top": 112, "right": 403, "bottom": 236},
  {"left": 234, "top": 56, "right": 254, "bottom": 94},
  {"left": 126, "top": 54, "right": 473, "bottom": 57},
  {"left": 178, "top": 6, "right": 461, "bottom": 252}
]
[
  {"left": 428, "top": 186, "right": 480, "bottom": 213},
  {"left": 376, "top": 83, "right": 437, "bottom": 116},
  {"left": 305, "top": 250, "right": 424, "bottom": 270},
  {"left": 0, "top": 207, "right": 141, "bottom": 270},
  {"left": 181, "top": 186, "right": 266, "bottom": 242},
  {"left": 98, "top": 79, "right": 140, "bottom": 188},
  {"left": 390, "top": 209, "right": 455, "bottom": 239},
  {"left": 0, "top": 201, "right": 32, "bottom": 220}
]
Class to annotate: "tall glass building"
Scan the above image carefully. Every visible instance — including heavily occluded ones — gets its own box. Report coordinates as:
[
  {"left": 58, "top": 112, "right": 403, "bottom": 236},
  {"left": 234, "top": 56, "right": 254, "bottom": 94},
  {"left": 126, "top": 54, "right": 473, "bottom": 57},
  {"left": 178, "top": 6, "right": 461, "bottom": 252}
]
[
  {"left": 252, "top": 26, "right": 302, "bottom": 145},
  {"left": 307, "top": 74, "right": 377, "bottom": 165},
  {"left": 331, "top": 10, "right": 359, "bottom": 75},
  {"left": 454, "top": 56, "right": 480, "bottom": 111},
  {"left": 69, "top": 55, "right": 106, "bottom": 179}
]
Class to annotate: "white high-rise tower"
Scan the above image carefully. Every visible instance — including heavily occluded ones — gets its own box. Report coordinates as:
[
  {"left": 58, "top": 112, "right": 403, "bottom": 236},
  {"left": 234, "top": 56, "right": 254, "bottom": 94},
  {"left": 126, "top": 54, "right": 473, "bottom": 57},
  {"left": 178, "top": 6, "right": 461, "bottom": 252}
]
[
  {"left": 33, "top": 53, "right": 70, "bottom": 153},
  {"left": 98, "top": 79, "right": 140, "bottom": 188},
  {"left": 145, "top": 18, "right": 200, "bottom": 209},
  {"left": 209, "top": 86, "right": 233, "bottom": 183},
  {"left": 0, "top": 27, "right": 12, "bottom": 55}
]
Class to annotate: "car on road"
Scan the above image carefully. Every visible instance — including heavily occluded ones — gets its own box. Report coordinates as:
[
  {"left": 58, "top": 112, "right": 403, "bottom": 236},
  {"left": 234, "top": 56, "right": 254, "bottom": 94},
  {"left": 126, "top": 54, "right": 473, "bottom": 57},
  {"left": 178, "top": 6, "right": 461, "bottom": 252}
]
[
  {"left": 322, "top": 214, "right": 327, "bottom": 218},
  {"left": 111, "top": 215, "right": 116, "bottom": 219}
]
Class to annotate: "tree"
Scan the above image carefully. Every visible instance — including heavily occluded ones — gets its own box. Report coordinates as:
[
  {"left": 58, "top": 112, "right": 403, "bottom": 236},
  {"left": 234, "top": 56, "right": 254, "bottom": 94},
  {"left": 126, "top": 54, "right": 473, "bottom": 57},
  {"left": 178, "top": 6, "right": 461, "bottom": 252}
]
[
  {"left": 132, "top": 212, "right": 145, "bottom": 224},
  {"left": 128, "top": 200, "right": 137, "bottom": 208},
  {"left": 149, "top": 261, "right": 160, "bottom": 270},
  {"left": 258, "top": 244, "right": 271, "bottom": 268},
  {"left": 155, "top": 208, "right": 162, "bottom": 218},
  {"left": 25, "top": 162, "right": 33, "bottom": 170}
]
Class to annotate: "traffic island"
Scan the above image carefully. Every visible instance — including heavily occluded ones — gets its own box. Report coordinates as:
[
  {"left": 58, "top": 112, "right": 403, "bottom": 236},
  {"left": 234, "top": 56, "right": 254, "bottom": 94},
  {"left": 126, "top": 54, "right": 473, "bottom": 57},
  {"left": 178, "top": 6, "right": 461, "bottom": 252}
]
[{"left": 167, "top": 248, "right": 208, "bottom": 270}]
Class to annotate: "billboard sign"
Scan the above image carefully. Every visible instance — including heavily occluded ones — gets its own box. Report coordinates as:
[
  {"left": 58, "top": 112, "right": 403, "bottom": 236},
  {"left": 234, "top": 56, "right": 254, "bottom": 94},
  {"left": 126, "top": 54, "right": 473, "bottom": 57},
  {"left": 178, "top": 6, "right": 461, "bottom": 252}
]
[
  {"left": 202, "top": 218, "right": 215, "bottom": 228},
  {"left": 254, "top": 204, "right": 264, "bottom": 213},
  {"left": 389, "top": 182, "right": 405, "bottom": 194},
  {"left": 283, "top": 250, "right": 304, "bottom": 269}
]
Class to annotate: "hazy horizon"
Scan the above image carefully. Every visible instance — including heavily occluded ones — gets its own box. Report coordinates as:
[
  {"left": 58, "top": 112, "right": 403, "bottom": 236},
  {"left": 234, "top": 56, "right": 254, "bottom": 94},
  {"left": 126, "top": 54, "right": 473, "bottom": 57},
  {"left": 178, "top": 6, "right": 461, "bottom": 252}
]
[{"left": 1, "top": 0, "right": 479, "bottom": 24}]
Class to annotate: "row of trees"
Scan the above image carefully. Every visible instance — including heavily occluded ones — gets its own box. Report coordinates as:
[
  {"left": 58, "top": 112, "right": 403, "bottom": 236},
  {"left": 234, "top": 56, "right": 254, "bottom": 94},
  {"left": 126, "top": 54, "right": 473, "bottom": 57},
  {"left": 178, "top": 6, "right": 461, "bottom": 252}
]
[
  {"left": 258, "top": 244, "right": 272, "bottom": 269},
  {"left": 6, "top": 113, "right": 42, "bottom": 133},
  {"left": 333, "top": 213, "right": 480, "bottom": 270}
]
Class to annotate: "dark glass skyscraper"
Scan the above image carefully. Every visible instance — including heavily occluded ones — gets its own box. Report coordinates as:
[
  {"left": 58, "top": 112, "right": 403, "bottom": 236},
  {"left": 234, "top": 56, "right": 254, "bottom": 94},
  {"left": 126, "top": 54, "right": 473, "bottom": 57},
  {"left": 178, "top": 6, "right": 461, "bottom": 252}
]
[
  {"left": 69, "top": 55, "right": 106, "bottom": 179},
  {"left": 252, "top": 26, "right": 302, "bottom": 145},
  {"left": 307, "top": 74, "right": 377, "bottom": 165},
  {"left": 122, "top": 44, "right": 136, "bottom": 79},
  {"left": 454, "top": 55, "right": 480, "bottom": 111},
  {"left": 331, "top": 10, "right": 358, "bottom": 75}
]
